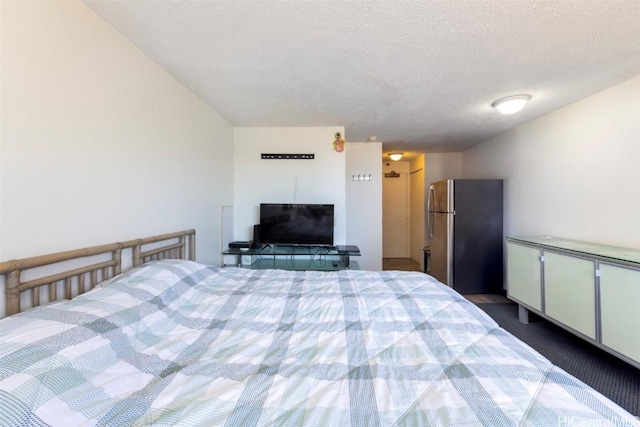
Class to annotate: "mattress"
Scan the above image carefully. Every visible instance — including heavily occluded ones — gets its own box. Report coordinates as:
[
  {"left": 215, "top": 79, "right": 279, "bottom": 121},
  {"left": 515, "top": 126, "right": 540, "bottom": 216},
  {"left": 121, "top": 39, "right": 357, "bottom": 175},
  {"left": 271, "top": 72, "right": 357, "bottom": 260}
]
[{"left": 0, "top": 260, "right": 637, "bottom": 426}]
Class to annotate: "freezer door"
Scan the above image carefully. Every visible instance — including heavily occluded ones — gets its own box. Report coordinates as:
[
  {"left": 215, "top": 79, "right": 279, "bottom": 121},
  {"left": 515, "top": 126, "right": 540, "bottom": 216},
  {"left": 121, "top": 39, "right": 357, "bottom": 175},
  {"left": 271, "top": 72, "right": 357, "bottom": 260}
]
[
  {"left": 427, "top": 185, "right": 435, "bottom": 237},
  {"left": 431, "top": 179, "right": 453, "bottom": 212},
  {"left": 430, "top": 211, "right": 453, "bottom": 286}
]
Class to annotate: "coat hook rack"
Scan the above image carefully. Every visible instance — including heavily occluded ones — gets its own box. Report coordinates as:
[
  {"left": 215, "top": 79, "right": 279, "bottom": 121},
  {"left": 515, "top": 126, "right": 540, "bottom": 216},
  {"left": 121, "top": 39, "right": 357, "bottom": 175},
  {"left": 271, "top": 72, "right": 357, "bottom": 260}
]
[{"left": 261, "top": 153, "right": 314, "bottom": 160}]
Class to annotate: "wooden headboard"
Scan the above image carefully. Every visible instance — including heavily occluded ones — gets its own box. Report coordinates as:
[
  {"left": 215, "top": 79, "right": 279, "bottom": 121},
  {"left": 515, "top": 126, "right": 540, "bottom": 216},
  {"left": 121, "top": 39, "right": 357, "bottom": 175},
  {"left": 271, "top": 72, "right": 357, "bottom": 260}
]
[{"left": 0, "top": 229, "right": 195, "bottom": 317}]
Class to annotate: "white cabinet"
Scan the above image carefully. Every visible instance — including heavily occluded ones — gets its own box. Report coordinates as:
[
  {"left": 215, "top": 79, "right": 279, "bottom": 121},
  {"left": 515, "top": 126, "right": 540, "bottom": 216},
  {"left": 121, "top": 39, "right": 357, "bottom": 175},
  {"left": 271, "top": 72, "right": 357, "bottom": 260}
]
[
  {"left": 599, "top": 263, "right": 640, "bottom": 363},
  {"left": 506, "top": 236, "right": 640, "bottom": 368},
  {"left": 506, "top": 242, "right": 542, "bottom": 311},
  {"left": 543, "top": 252, "right": 596, "bottom": 339}
]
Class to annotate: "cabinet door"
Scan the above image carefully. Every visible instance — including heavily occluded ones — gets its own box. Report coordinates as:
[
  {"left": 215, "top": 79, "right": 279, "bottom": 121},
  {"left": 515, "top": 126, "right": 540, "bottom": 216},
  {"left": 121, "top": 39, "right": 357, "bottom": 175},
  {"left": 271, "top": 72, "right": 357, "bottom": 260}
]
[
  {"left": 599, "top": 264, "right": 640, "bottom": 363},
  {"left": 507, "top": 242, "right": 542, "bottom": 311},
  {"left": 544, "top": 252, "right": 596, "bottom": 339}
]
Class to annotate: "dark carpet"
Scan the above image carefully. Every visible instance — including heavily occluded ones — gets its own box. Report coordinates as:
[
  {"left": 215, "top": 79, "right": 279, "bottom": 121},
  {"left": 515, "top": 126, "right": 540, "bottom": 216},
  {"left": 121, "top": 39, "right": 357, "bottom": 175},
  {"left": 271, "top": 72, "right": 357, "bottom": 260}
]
[{"left": 476, "top": 302, "right": 640, "bottom": 416}]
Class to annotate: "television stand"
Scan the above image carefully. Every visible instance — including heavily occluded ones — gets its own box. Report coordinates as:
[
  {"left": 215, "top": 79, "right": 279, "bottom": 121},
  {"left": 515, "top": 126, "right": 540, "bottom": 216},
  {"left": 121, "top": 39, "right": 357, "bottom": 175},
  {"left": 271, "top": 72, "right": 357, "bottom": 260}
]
[{"left": 222, "top": 244, "right": 361, "bottom": 271}]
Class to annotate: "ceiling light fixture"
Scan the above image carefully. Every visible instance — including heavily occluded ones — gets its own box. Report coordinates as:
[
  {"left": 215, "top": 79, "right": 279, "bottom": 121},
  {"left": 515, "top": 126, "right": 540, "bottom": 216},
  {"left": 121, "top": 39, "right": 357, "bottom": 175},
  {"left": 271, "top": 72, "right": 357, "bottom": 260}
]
[
  {"left": 492, "top": 94, "right": 531, "bottom": 115},
  {"left": 389, "top": 153, "right": 403, "bottom": 161}
]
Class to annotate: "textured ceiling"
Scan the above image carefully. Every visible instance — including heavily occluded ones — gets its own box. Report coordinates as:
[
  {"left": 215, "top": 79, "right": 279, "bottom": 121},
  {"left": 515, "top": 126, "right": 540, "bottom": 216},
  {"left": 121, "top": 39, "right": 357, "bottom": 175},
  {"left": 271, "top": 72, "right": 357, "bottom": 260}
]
[{"left": 84, "top": 0, "right": 640, "bottom": 156}]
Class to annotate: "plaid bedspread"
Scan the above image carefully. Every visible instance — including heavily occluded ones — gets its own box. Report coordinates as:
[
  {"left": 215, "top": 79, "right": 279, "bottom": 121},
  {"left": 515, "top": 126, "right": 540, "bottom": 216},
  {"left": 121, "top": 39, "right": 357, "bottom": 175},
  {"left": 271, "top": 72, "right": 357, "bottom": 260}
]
[{"left": 1, "top": 260, "right": 637, "bottom": 426}]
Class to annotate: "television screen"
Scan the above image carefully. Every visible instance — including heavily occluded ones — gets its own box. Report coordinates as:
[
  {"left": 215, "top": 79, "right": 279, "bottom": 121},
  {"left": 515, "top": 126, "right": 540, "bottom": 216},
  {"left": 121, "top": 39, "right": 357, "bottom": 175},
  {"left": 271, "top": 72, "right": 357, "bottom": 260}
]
[{"left": 259, "top": 203, "right": 334, "bottom": 246}]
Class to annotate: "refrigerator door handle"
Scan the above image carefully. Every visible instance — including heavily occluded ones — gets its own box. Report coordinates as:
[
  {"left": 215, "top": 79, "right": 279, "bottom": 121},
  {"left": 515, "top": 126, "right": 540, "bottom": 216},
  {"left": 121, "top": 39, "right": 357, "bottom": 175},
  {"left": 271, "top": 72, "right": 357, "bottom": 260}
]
[{"left": 427, "top": 185, "right": 435, "bottom": 238}]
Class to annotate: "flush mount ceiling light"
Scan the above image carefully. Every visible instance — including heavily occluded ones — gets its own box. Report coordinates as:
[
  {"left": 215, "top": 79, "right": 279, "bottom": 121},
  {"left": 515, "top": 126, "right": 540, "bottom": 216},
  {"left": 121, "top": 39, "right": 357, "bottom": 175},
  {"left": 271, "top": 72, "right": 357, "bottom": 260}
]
[
  {"left": 389, "top": 153, "right": 404, "bottom": 161},
  {"left": 492, "top": 94, "right": 531, "bottom": 115}
]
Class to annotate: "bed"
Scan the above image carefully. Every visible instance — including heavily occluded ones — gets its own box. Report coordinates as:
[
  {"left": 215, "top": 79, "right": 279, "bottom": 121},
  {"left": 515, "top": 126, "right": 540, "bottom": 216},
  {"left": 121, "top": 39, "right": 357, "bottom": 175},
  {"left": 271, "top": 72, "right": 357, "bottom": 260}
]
[{"left": 0, "top": 230, "right": 637, "bottom": 426}]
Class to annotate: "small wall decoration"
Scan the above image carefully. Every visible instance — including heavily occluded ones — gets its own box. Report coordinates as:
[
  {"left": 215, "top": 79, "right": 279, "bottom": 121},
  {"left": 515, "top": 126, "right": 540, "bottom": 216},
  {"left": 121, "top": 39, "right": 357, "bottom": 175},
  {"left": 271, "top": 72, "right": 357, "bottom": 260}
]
[{"left": 333, "top": 132, "right": 345, "bottom": 152}]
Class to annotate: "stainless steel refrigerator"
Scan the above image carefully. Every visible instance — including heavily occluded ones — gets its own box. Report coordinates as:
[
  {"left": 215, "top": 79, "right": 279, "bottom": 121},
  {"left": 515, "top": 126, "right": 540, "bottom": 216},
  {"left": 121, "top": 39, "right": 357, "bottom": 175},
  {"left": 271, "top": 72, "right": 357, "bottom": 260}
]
[{"left": 427, "top": 179, "right": 503, "bottom": 294}]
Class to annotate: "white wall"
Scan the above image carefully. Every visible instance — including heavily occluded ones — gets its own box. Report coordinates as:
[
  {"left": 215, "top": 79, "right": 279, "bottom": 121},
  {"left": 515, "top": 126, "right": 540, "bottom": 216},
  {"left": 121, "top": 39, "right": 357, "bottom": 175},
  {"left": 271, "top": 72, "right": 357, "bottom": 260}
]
[
  {"left": 382, "top": 160, "right": 411, "bottom": 175},
  {"left": 346, "top": 142, "right": 382, "bottom": 270},
  {"left": 462, "top": 76, "right": 640, "bottom": 249},
  {"left": 425, "top": 153, "right": 463, "bottom": 188},
  {"left": 1, "top": 2, "right": 233, "bottom": 263},
  {"left": 233, "top": 127, "right": 346, "bottom": 244},
  {"left": 410, "top": 156, "right": 425, "bottom": 268}
]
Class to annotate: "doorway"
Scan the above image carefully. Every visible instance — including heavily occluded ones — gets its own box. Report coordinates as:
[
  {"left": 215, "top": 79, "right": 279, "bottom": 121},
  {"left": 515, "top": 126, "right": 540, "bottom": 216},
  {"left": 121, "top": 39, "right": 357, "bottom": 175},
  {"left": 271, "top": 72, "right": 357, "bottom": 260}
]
[{"left": 382, "top": 171, "right": 409, "bottom": 258}]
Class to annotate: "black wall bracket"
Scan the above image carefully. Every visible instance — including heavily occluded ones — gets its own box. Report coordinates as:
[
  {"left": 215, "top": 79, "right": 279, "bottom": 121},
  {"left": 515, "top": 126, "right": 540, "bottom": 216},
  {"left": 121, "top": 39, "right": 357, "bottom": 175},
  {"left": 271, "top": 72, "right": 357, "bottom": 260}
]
[{"left": 261, "top": 153, "right": 315, "bottom": 160}]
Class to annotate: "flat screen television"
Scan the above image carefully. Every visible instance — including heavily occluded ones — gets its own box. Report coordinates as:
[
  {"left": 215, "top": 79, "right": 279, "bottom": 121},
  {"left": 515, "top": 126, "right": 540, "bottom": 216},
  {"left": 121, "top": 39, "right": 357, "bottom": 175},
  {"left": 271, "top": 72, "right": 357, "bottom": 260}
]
[{"left": 259, "top": 203, "right": 334, "bottom": 247}]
